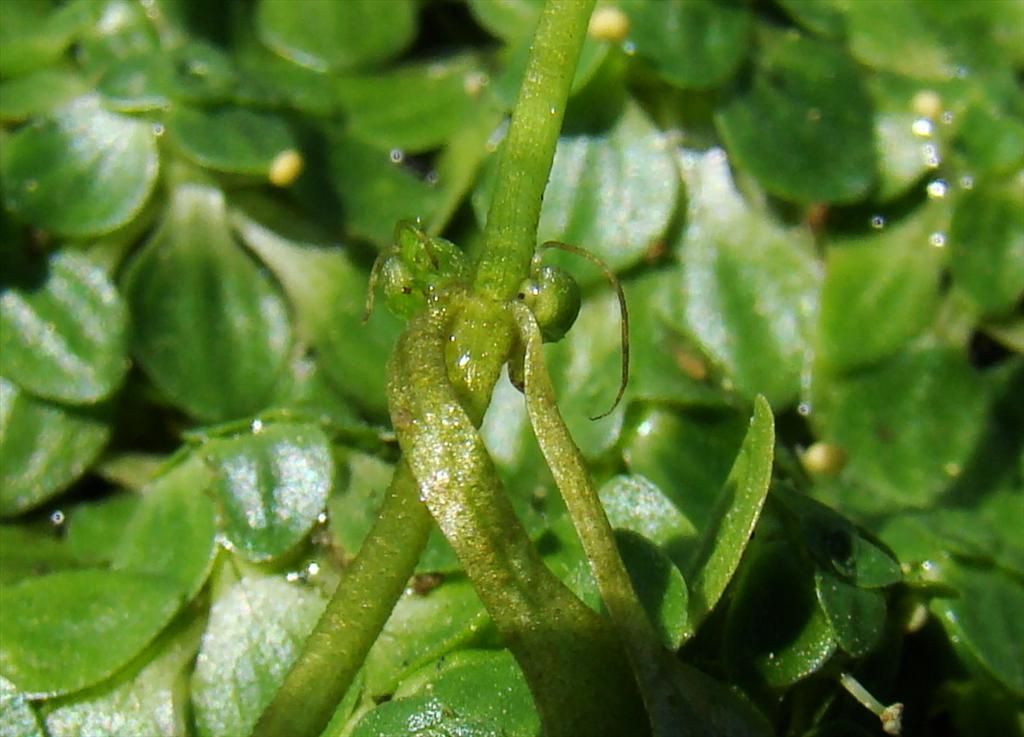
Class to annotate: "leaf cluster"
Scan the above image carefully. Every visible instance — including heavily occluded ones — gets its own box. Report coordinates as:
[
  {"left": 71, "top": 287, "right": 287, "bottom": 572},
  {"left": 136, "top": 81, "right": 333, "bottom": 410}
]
[{"left": 1, "top": 1, "right": 1021, "bottom": 736}]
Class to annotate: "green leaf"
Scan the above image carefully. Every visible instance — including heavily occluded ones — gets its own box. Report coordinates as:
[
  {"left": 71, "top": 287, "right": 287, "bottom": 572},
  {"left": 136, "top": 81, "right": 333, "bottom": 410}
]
[
  {"left": 122, "top": 178, "right": 292, "bottom": 422},
  {"left": 337, "top": 54, "right": 490, "bottom": 154},
  {"left": 622, "top": 0, "right": 752, "bottom": 89},
  {"left": 0, "top": 377, "right": 110, "bottom": 518},
  {"left": 673, "top": 148, "right": 820, "bottom": 405},
  {"left": 0, "top": 0, "right": 94, "bottom": 78},
  {"left": 255, "top": 0, "right": 415, "bottom": 72},
  {"left": 113, "top": 457, "right": 217, "bottom": 599},
  {"left": 0, "top": 524, "right": 81, "bottom": 584},
  {"left": 622, "top": 404, "right": 749, "bottom": 536},
  {"left": 598, "top": 475, "right": 698, "bottom": 561},
  {"left": 64, "top": 492, "right": 140, "bottom": 566},
  {"left": 328, "top": 451, "right": 394, "bottom": 559},
  {"left": 0, "top": 68, "right": 88, "bottom": 124},
  {"left": 230, "top": 200, "right": 402, "bottom": 416},
  {"left": 0, "top": 568, "right": 183, "bottom": 697},
  {"left": 327, "top": 132, "right": 445, "bottom": 248},
  {"left": 931, "top": 558, "right": 1024, "bottom": 695},
  {"left": 476, "top": 103, "right": 680, "bottom": 277},
  {"left": 716, "top": 29, "right": 876, "bottom": 204},
  {"left": 774, "top": 488, "right": 902, "bottom": 588},
  {"left": 355, "top": 650, "right": 539, "bottom": 737},
  {"left": 168, "top": 105, "right": 297, "bottom": 176},
  {"left": 842, "top": 1, "right": 951, "bottom": 79},
  {"left": 725, "top": 540, "right": 837, "bottom": 688},
  {"left": 203, "top": 422, "right": 332, "bottom": 562},
  {"left": 95, "top": 53, "right": 171, "bottom": 113},
  {"left": 686, "top": 396, "right": 774, "bottom": 630},
  {"left": 615, "top": 529, "right": 690, "bottom": 650},
  {"left": 364, "top": 576, "right": 490, "bottom": 698},
  {"left": 817, "top": 348, "right": 989, "bottom": 512},
  {"left": 467, "top": 0, "right": 543, "bottom": 42},
  {"left": 1, "top": 96, "right": 158, "bottom": 238},
  {"left": 191, "top": 575, "right": 327, "bottom": 737},
  {"left": 815, "top": 570, "right": 886, "bottom": 657},
  {"left": 816, "top": 203, "right": 948, "bottom": 371},
  {"left": 0, "top": 675, "right": 44, "bottom": 737},
  {"left": 949, "top": 178, "right": 1024, "bottom": 316},
  {"left": 953, "top": 104, "right": 1024, "bottom": 175},
  {"left": 43, "top": 613, "right": 204, "bottom": 737},
  {"left": 73, "top": 0, "right": 159, "bottom": 78},
  {"left": 1, "top": 251, "right": 129, "bottom": 404}
]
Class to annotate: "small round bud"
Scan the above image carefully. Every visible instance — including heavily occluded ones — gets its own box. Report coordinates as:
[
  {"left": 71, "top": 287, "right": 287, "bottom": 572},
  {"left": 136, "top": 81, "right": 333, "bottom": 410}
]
[
  {"left": 589, "top": 6, "right": 630, "bottom": 43},
  {"left": 800, "top": 442, "right": 846, "bottom": 477},
  {"left": 268, "top": 149, "right": 304, "bottom": 187},
  {"left": 520, "top": 265, "right": 581, "bottom": 343}
]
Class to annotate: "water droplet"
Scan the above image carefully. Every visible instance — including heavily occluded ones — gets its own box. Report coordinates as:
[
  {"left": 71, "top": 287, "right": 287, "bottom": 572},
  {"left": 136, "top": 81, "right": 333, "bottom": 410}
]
[
  {"left": 456, "top": 353, "right": 471, "bottom": 369},
  {"left": 50, "top": 510, "right": 65, "bottom": 526},
  {"left": 940, "top": 110, "right": 954, "bottom": 125},
  {"left": 959, "top": 174, "right": 974, "bottom": 190},
  {"left": 389, "top": 148, "right": 404, "bottom": 163},
  {"left": 426, "top": 170, "right": 439, "bottom": 186},
  {"left": 251, "top": 418, "right": 263, "bottom": 433},
  {"left": 929, "top": 232, "right": 946, "bottom": 248},
  {"left": 870, "top": 215, "right": 886, "bottom": 230},
  {"left": 316, "top": 511, "right": 328, "bottom": 524},
  {"left": 548, "top": 106, "right": 557, "bottom": 116},
  {"left": 622, "top": 40, "right": 637, "bottom": 55},
  {"left": 306, "top": 561, "right": 321, "bottom": 577},
  {"left": 911, "top": 117, "right": 934, "bottom": 137},
  {"left": 921, "top": 143, "right": 940, "bottom": 168},
  {"left": 797, "top": 402, "right": 811, "bottom": 416},
  {"left": 152, "top": 122, "right": 165, "bottom": 136},
  {"left": 285, "top": 571, "right": 302, "bottom": 583},
  {"left": 926, "top": 179, "right": 947, "bottom": 199}
]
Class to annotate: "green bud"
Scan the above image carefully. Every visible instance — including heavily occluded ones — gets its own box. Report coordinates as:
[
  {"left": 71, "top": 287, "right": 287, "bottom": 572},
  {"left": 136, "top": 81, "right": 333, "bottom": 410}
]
[{"left": 518, "top": 265, "right": 580, "bottom": 343}]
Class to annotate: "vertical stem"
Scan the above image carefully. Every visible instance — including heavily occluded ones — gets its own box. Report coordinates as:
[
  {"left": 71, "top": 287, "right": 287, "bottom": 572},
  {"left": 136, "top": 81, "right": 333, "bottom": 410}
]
[
  {"left": 252, "top": 463, "right": 432, "bottom": 737},
  {"left": 473, "top": 0, "right": 595, "bottom": 302}
]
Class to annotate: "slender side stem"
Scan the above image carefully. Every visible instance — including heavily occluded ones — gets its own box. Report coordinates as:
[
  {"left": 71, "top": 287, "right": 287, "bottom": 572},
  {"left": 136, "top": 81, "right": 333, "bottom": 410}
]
[
  {"left": 473, "top": 0, "right": 595, "bottom": 302},
  {"left": 252, "top": 462, "right": 432, "bottom": 737}
]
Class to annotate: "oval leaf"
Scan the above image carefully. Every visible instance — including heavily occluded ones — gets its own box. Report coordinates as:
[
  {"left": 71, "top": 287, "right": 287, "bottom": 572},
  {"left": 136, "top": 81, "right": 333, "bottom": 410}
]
[
  {"left": 256, "top": 0, "right": 415, "bottom": 72},
  {"left": 1, "top": 96, "right": 158, "bottom": 237},
  {"left": 673, "top": 148, "right": 820, "bottom": 405},
  {"left": 1, "top": 251, "right": 128, "bottom": 404},
  {"left": 716, "top": 30, "right": 876, "bottom": 204},
  {"left": 623, "top": 0, "right": 752, "bottom": 89},
  {"left": 0, "top": 377, "right": 110, "bottom": 518},
  {"left": 0, "top": 568, "right": 183, "bottom": 697},
  {"left": 815, "top": 570, "right": 887, "bottom": 657},
  {"left": 204, "top": 422, "right": 332, "bottom": 561},
  {"left": 122, "top": 179, "right": 292, "bottom": 422},
  {"left": 817, "top": 348, "right": 989, "bottom": 512},
  {"left": 168, "top": 105, "right": 297, "bottom": 176}
]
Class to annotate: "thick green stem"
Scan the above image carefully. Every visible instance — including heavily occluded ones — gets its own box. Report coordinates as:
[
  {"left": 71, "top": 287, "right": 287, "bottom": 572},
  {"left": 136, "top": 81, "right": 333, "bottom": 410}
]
[
  {"left": 252, "top": 462, "right": 432, "bottom": 737},
  {"left": 389, "top": 303, "right": 644, "bottom": 736},
  {"left": 473, "top": 0, "right": 595, "bottom": 301}
]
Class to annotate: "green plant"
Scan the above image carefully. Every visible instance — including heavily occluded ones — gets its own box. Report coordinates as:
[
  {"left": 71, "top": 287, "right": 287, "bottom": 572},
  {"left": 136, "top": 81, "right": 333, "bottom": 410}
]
[{"left": 1, "top": 1, "right": 1022, "bottom": 737}]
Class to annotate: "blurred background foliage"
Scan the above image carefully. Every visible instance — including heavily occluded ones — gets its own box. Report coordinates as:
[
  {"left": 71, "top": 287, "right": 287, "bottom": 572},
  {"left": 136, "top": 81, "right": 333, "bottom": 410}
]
[{"left": 0, "top": 1, "right": 1021, "bottom": 736}]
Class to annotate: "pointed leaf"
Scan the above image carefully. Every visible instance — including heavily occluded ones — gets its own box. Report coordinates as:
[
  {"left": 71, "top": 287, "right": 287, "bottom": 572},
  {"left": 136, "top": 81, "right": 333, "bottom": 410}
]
[
  {"left": 686, "top": 396, "right": 774, "bottom": 629},
  {"left": 122, "top": 179, "right": 292, "bottom": 422}
]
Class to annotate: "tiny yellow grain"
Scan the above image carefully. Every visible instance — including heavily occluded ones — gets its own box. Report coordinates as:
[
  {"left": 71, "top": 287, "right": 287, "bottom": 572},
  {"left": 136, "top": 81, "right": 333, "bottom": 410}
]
[
  {"left": 268, "top": 149, "right": 304, "bottom": 187},
  {"left": 588, "top": 6, "right": 629, "bottom": 43},
  {"left": 800, "top": 441, "right": 846, "bottom": 477},
  {"left": 911, "top": 90, "right": 942, "bottom": 120}
]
